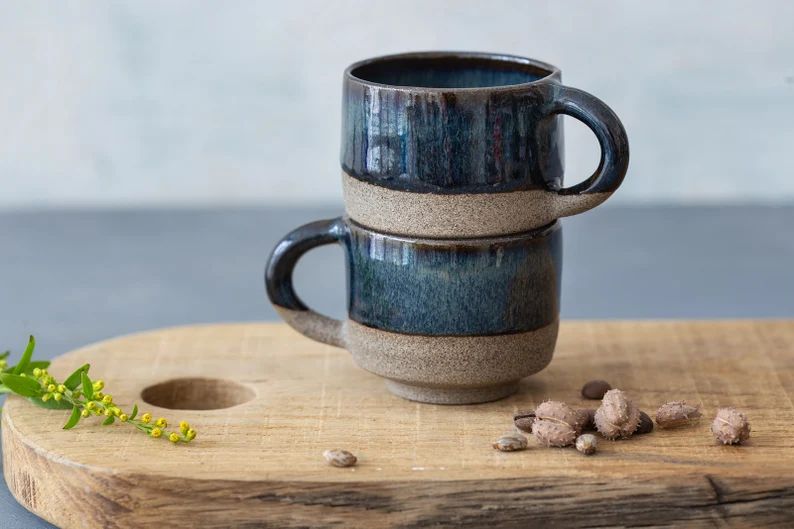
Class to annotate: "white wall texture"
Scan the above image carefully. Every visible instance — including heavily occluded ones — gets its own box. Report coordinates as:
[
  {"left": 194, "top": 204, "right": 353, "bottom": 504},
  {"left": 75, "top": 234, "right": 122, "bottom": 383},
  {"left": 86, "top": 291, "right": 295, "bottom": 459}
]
[{"left": 1, "top": 1, "right": 793, "bottom": 208}]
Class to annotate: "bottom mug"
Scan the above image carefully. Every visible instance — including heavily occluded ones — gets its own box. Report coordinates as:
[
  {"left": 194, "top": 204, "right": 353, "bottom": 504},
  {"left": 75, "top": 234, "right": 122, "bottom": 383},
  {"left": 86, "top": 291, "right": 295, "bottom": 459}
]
[{"left": 266, "top": 217, "right": 562, "bottom": 404}]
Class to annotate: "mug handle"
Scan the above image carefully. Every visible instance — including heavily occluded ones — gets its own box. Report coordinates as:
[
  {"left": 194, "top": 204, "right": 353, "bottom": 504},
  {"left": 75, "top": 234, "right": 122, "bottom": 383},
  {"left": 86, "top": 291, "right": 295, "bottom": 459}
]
[
  {"left": 538, "top": 83, "right": 630, "bottom": 217},
  {"left": 265, "top": 217, "right": 346, "bottom": 347}
]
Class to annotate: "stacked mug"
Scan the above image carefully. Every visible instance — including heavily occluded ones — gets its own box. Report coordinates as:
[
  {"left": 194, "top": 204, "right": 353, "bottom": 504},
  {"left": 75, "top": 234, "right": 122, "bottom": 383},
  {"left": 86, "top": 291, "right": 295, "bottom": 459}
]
[{"left": 266, "top": 52, "right": 629, "bottom": 404}]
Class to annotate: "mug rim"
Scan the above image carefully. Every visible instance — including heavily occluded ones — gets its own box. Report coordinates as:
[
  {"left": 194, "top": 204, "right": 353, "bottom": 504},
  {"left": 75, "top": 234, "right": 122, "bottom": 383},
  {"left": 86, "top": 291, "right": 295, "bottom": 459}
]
[
  {"left": 344, "top": 216, "right": 560, "bottom": 245},
  {"left": 344, "top": 51, "right": 560, "bottom": 93}
]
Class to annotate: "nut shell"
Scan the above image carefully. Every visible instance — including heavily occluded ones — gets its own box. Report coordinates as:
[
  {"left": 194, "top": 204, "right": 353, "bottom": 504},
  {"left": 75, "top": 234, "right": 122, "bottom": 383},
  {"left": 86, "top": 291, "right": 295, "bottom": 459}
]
[
  {"left": 711, "top": 408, "right": 751, "bottom": 445},
  {"left": 536, "top": 401, "right": 582, "bottom": 434},
  {"left": 575, "top": 433, "right": 598, "bottom": 455},
  {"left": 323, "top": 449, "right": 357, "bottom": 468},
  {"left": 533, "top": 420, "right": 577, "bottom": 447},
  {"left": 493, "top": 433, "right": 529, "bottom": 452},
  {"left": 655, "top": 401, "right": 702, "bottom": 428},
  {"left": 594, "top": 388, "right": 641, "bottom": 440}
]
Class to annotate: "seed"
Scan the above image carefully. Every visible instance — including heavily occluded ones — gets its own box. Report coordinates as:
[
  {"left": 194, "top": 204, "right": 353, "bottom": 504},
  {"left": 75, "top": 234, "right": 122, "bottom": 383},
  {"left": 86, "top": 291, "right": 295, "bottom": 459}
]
[
  {"left": 578, "top": 408, "right": 597, "bottom": 432},
  {"left": 581, "top": 380, "right": 612, "bottom": 400},
  {"left": 594, "top": 388, "right": 641, "bottom": 440},
  {"left": 513, "top": 410, "right": 535, "bottom": 433},
  {"left": 323, "top": 449, "right": 357, "bottom": 467},
  {"left": 492, "top": 432, "right": 529, "bottom": 452},
  {"left": 533, "top": 420, "right": 577, "bottom": 447},
  {"left": 636, "top": 411, "right": 654, "bottom": 435},
  {"left": 536, "top": 401, "right": 582, "bottom": 434},
  {"left": 575, "top": 433, "right": 598, "bottom": 455},
  {"left": 655, "top": 401, "right": 702, "bottom": 428},
  {"left": 711, "top": 408, "right": 750, "bottom": 445}
]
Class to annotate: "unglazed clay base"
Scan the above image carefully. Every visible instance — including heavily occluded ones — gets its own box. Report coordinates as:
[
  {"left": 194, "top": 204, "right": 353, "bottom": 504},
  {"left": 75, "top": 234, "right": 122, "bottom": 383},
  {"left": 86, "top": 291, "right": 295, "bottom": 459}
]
[
  {"left": 344, "top": 318, "right": 559, "bottom": 404},
  {"left": 342, "top": 172, "right": 609, "bottom": 238},
  {"left": 384, "top": 380, "right": 520, "bottom": 405}
]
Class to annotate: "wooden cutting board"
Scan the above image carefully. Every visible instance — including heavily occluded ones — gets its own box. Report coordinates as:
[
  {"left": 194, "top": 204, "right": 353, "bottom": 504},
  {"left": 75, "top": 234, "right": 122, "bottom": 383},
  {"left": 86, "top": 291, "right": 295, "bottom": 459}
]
[{"left": 3, "top": 321, "right": 794, "bottom": 528}]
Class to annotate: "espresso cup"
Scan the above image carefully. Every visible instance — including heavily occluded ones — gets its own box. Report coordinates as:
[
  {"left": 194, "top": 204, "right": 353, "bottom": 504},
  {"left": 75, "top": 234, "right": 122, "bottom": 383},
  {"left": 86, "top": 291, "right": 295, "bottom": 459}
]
[
  {"left": 342, "top": 51, "right": 629, "bottom": 238},
  {"left": 266, "top": 218, "right": 561, "bottom": 404}
]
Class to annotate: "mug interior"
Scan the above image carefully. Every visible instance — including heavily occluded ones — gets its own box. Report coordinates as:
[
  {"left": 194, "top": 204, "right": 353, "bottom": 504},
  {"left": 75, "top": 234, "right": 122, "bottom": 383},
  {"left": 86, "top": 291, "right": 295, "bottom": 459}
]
[{"left": 349, "top": 53, "right": 555, "bottom": 89}]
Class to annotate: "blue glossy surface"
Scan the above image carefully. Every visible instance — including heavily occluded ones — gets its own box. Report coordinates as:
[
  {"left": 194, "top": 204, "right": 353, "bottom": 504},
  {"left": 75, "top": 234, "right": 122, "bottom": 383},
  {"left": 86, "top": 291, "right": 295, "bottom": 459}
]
[
  {"left": 341, "top": 52, "right": 629, "bottom": 198},
  {"left": 342, "top": 53, "right": 564, "bottom": 194},
  {"left": 345, "top": 221, "right": 562, "bottom": 336}
]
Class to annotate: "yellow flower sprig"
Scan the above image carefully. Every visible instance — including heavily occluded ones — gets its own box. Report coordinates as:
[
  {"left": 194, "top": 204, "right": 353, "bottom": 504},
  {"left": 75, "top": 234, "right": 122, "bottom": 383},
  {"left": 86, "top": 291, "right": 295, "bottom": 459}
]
[{"left": 0, "top": 336, "right": 196, "bottom": 444}]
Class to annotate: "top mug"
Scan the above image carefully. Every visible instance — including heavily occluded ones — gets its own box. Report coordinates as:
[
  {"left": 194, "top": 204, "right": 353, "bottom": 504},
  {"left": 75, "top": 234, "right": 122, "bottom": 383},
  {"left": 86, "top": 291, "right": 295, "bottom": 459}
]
[{"left": 341, "top": 51, "right": 629, "bottom": 237}]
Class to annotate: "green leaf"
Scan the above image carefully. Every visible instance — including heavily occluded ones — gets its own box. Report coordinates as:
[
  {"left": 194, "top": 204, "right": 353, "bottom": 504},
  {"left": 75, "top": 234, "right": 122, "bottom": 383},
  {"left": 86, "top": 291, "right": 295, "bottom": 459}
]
[
  {"left": 12, "top": 336, "right": 36, "bottom": 375},
  {"left": 102, "top": 415, "right": 115, "bottom": 426},
  {"left": 81, "top": 371, "right": 93, "bottom": 400},
  {"left": 63, "top": 406, "right": 81, "bottom": 430},
  {"left": 129, "top": 404, "right": 138, "bottom": 420},
  {"left": 24, "top": 360, "right": 50, "bottom": 373},
  {"left": 29, "top": 397, "right": 72, "bottom": 410},
  {"left": 64, "top": 363, "right": 90, "bottom": 390},
  {"left": 0, "top": 373, "right": 42, "bottom": 397},
  {"left": 0, "top": 351, "right": 9, "bottom": 360}
]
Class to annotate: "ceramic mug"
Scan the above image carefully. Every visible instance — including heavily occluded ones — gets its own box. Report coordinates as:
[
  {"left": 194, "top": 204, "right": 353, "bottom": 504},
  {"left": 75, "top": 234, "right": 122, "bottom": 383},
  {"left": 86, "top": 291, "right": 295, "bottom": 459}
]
[
  {"left": 266, "top": 218, "right": 561, "bottom": 404},
  {"left": 342, "top": 51, "right": 629, "bottom": 238}
]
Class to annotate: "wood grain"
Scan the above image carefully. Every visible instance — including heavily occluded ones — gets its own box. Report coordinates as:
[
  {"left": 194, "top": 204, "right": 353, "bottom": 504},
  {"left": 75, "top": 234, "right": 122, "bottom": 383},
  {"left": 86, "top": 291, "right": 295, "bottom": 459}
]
[{"left": 3, "top": 321, "right": 794, "bottom": 528}]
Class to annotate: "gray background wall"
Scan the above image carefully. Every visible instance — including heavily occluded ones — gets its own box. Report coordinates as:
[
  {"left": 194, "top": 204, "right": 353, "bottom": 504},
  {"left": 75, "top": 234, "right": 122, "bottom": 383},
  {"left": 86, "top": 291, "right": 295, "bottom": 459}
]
[{"left": 1, "top": 0, "right": 793, "bottom": 209}]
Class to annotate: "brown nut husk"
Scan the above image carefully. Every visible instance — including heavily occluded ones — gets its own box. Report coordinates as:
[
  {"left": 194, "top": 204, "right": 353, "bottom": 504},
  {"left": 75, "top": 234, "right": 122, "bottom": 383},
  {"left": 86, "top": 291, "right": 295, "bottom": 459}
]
[
  {"left": 493, "top": 432, "right": 529, "bottom": 452},
  {"left": 594, "top": 388, "right": 641, "bottom": 440},
  {"left": 581, "top": 380, "right": 612, "bottom": 400},
  {"left": 636, "top": 410, "right": 654, "bottom": 435},
  {"left": 578, "top": 408, "right": 597, "bottom": 432},
  {"left": 533, "top": 419, "right": 577, "bottom": 447},
  {"left": 575, "top": 433, "right": 598, "bottom": 455},
  {"left": 535, "top": 401, "right": 582, "bottom": 434},
  {"left": 711, "top": 408, "right": 751, "bottom": 445},
  {"left": 323, "top": 449, "right": 357, "bottom": 468},
  {"left": 655, "top": 401, "right": 702, "bottom": 428},
  {"left": 513, "top": 410, "right": 536, "bottom": 433}
]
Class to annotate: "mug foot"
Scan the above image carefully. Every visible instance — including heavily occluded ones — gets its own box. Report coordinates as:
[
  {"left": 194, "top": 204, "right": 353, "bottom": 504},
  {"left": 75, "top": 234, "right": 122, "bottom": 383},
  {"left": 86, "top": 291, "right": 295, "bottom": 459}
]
[{"left": 384, "top": 380, "right": 519, "bottom": 405}]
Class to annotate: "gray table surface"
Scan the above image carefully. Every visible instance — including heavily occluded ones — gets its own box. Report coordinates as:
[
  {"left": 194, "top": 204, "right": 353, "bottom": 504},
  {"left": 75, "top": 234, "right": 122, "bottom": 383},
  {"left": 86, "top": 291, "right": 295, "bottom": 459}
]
[{"left": 2, "top": 205, "right": 794, "bottom": 528}]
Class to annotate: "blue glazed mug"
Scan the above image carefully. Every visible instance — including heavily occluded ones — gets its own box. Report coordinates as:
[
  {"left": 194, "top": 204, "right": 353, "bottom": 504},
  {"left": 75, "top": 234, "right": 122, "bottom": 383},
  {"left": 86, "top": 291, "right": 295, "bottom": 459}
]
[
  {"left": 342, "top": 51, "right": 629, "bottom": 238},
  {"left": 266, "top": 218, "right": 562, "bottom": 404}
]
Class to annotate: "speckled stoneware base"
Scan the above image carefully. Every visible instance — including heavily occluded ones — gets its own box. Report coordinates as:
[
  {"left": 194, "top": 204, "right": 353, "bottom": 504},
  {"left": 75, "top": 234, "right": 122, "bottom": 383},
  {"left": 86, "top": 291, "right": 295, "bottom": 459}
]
[
  {"left": 266, "top": 218, "right": 563, "bottom": 405},
  {"left": 343, "top": 172, "right": 609, "bottom": 237},
  {"left": 344, "top": 319, "right": 558, "bottom": 404}
]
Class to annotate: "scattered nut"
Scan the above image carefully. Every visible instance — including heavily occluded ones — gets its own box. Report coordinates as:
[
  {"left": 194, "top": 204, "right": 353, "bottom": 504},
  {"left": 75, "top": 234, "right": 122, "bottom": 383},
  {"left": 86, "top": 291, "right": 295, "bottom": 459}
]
[
  {"left": 581, "top": 379, "right": 612, "bottom": 400},
  {"left": 493, "top": 432, "right": 529, "bottom": 452},
  {"left": 513, "top": 410, "right": 536, "bottom": 433},
  {"left": 636, "top": 410, "right": 654, "bottom": 435},
  {"left": 578, "top": 408, "right": 597, "bottom": 432},
  {"left": 536, "top": 401, "right": 583, "bottom": 434},
  {"left": 711, "top": 408, "right": 751, "bottom": 445},
  {"left": 594, "top": 388, "right": 641, "bottom": 440},
  {"left": 575, "top": 433, "right": 598, "bottom": 455},
  {"left": 323, "top": 449, "right": 357, "bottom": 467},
  {"left": 533, "top": 419, "right": 578, "bottom": 447},
  {"left": 655, "top": 401, "right": 702, "bottom": 428}
]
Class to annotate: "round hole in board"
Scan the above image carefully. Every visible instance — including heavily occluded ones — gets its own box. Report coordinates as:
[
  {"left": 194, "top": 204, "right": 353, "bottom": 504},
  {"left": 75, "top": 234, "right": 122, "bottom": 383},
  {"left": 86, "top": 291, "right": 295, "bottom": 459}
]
[{"left": 140, "top": 377, "right": 255, "bottom": 410}]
